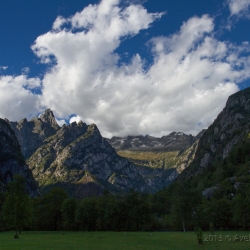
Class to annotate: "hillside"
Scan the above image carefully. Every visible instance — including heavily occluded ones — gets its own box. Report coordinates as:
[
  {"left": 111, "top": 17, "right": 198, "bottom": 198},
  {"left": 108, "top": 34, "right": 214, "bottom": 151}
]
[
  {"left": 151, "top": 87, "right": 250, "bottom": 231},
  {"left": 27, "top": 121, "right": 151, "bottom": 196},
  {"left": 107, "top": 131, "right": 205, "bottom": 172},
  {"left": 113, "top": 133, "right": 205, "bottom": 193},
  {"left": 179, "top": 87, "right": 250, "bottom": 183},
  {"left": 0, "top": 118, "right": 38, "bottom": 196},
  {"left": 9, "top": 110, "right": 190, "bottom": 197}
]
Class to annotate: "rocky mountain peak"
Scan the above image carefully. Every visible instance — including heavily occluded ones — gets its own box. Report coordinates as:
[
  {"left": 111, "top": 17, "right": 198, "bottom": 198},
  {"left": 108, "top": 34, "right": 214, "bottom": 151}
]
[
  {"left": 88, "top": 123, "right": 99, "bottom": 132},
  {"left": 39, "top": 109, "right": 58, "bottom": 127},
  {"left": 1, "top": 107, "right": 211, "bottom": 197},
  {"left": 25, "top": 118, "right": 153, "bottom": 197},
  {"left": 77, "top": 120, "right": 85, "bottom": 126},
  {"left": 8, "top": 109, "right": 60, "bottom": 159}
]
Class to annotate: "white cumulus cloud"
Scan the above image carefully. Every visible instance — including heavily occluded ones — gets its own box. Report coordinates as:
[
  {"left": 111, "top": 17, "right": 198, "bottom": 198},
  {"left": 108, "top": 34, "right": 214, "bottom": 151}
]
[
  {"left": 0, "top": 75, "right": 41, "bottom": 121},
  {"left": 32, "top": 0, "right": 249, "bottom": 136},
  {"left": 69, "top": 115, "right": 83, "bottom": 124},
  {"left": 56, "top": 118, "right": 66, "bottom": 126},
  {"left": 1, "top": 0, "right": 250, "bottom": 138},
  {"left": 29, "top": 0, "right": 250, "bottom": 138},
  {"left": 228, "top": 0, "right": 250, "bottom": 17}
]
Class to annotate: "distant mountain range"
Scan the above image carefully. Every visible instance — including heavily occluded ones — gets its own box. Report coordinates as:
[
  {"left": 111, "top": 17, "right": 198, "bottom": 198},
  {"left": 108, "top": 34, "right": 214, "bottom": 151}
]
[
  {"left": 107, "top": 132, "right": 198, "bottom": 151},
  {"left": 1, "top": 87, "right": 250, "bottom": 197}
]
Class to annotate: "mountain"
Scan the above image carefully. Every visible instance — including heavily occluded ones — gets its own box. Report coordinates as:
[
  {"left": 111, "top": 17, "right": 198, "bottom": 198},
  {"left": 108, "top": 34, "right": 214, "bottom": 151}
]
[
  {"left": 107, "top": 132, "right": 197, "bottom": 152},
  {"left": 7, "top": 108, "right": 206, "bottom": 197},
  {"left": 9, "top": 109, "right": 60, "bottom": 159},
  {"left": 174, "top": 88, "right": 250, "bottom": 204},
  {"left": 27, "top": 121, "right": 153, "bottom": 197},
  {"left": 0, "top": 118, "right": 38, "bottom": 196},
  {"left": 106, "top": 130, "right": 205, "bottom": 174},
  {"left": 180, "top": 87, "right": 250, "bottom": 178},
  {"left": 8, "top": 110, "right": 178, "bottom": 196}
]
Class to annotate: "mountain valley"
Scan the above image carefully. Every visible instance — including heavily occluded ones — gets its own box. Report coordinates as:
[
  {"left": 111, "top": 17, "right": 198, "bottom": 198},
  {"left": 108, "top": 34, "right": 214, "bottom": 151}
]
[
  {"left": 0, "top": 108, "right": 202, "bottom": 197},
  {"left": 1, "top": 87, "right": 250, "bottom": 200}
]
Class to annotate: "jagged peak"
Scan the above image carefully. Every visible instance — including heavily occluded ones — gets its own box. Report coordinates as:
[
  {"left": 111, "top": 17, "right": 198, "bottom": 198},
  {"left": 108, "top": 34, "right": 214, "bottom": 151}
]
[
  {"left": 77, "top": 120, "right": 86, "bottom": 126},
  {"left": 60, "top": 124, "right": 67, "bottom": 130},
  {"left": 87, "top": 124, "right": 101, "bottom": 136},
  {"left": 69, "top": 121, "right": 77, "bottom": 127},
  {"left": 39, "top": 109, "right": 58, "bottom": 127},
  {"left": 67, "top": 120, "right": 87, "bottom": 130},
  {"left": 88, "top": 123, "right": 98, "bottom": 130},
  {"left": 40, "top": 108, "right": 54, "bottom": 118}
]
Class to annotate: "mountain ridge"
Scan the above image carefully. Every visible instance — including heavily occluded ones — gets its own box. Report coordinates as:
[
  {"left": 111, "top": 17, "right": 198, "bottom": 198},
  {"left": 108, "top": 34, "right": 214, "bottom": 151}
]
[
  {"left": 8, "top": 109, "right": 60, "bottom": 159},
  {"left": 8, "top": 112, "right": 164, "bottom": 196},
  {"left": 178, "top": 87, "right": 250, "bottom": 182},
  {"left": 7, "top": 109, "right": 202, "bottom": 197},
  {"left": 106, "top": 131, "right": 199, "bottom": 152}
]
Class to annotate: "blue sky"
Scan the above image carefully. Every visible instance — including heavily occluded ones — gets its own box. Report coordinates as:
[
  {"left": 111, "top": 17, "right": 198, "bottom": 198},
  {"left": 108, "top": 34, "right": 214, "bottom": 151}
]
[{"left": 0, "top": 0, "right": 250, "bottom": 137}]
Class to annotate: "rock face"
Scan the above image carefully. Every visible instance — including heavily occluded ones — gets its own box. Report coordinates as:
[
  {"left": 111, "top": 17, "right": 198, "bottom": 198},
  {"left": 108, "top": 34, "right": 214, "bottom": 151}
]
[
  {"left": 4, "top": 88, "right": 250, "bottom": 197},
  {"left": 179, "top": 87, "right": 250, "bottom": 179},
  {"left": 9, "top": 109, "right": 60, "bottom": 159},
  {"left": 6, "top": 109, "right": 206, "bottom": 197},
  {"left": 0, "top": 119, "right": 38, "bottom": 196},
  {"left": 10, "top": 110, "right": 172, "bottom": 196},
  {"left": 175, "top": 140, "right": 200, "bottom": 174}
]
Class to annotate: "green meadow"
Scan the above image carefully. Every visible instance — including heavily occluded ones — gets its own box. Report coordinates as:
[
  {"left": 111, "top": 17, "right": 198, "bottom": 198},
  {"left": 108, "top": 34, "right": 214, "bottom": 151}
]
[{"left": 1, "top": 231, "right": 250, "bottom": 250}]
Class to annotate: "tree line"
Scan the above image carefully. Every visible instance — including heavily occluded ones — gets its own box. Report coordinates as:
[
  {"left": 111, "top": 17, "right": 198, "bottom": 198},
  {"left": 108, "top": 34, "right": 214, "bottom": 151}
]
[
  {"left": 1, "top": 170, "right": 250, "bottom": 236},
  {"left": 2, "top": 128, "right": 250, "bottom": 238}
]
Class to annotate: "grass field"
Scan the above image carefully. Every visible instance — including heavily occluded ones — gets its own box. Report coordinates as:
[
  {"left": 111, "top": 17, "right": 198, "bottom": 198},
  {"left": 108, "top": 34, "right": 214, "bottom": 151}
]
[{"left": 1, "top": 231, "right": 250, "bottom": 250}]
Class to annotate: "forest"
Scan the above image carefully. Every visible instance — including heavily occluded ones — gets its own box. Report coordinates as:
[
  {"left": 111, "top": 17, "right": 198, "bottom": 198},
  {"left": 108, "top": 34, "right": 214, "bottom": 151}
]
[{"left": 1, "top": 136, "right": 250, "bottom": 235}]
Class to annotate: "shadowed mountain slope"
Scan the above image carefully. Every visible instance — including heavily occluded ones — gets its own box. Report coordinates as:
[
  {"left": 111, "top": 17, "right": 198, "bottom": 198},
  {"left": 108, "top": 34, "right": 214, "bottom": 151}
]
[{"left": 0, "top": 118, "right": 38, "bottom": 196}]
